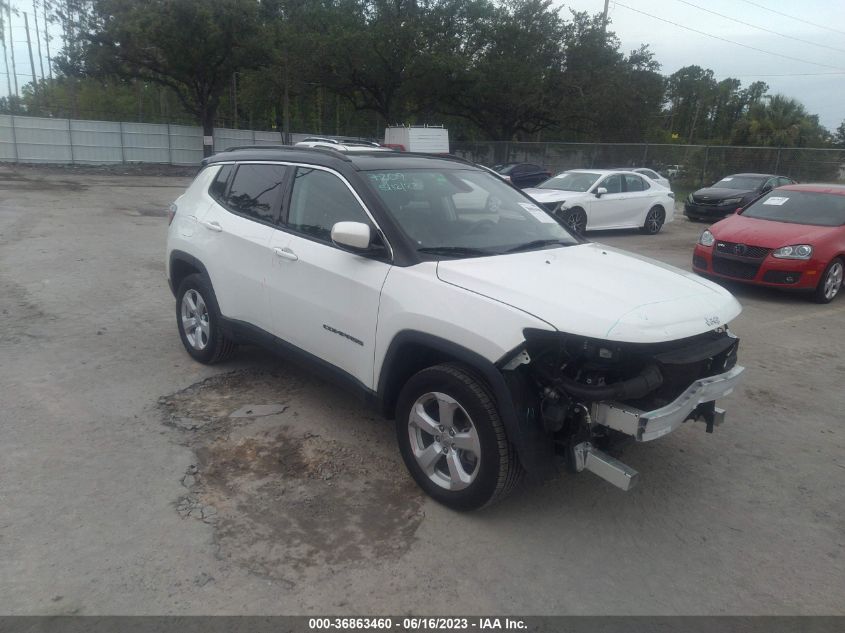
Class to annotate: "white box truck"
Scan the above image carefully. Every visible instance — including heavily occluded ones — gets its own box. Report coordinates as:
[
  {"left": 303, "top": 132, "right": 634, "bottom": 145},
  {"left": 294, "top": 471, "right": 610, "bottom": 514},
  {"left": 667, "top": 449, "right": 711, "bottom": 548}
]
[{"left": 384, "top": 125, "right": 449, "bottom": 153}]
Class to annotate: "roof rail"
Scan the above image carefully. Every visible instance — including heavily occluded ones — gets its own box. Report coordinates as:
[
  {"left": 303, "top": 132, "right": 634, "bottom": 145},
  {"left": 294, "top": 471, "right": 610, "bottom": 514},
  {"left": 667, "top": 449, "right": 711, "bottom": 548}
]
[{"left": 216, "top": 144, "right": 354, "bottom": 162}]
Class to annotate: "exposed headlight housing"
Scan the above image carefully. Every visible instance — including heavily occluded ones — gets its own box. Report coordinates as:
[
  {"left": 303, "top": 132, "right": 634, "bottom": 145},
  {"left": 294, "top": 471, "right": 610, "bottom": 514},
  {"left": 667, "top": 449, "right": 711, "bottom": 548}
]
[
  {"left": 722, "top": 197, "right": 742, "bottom": 206},
  {"left": 699, "top": 229, "right": 715, "bottom": 247},
  {"left": 772, "top": 244, "right": 813, "bottom": 259}
]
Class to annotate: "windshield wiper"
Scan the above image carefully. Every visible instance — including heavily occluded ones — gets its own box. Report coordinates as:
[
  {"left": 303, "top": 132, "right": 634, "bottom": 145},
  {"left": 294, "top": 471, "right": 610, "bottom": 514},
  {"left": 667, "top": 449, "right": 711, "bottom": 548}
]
[
  {"left": 417, "top": 246, "right": 492, "bottom": 258},
  {"left": 504, "top": 239, "right": 571, "bottom": 254}
]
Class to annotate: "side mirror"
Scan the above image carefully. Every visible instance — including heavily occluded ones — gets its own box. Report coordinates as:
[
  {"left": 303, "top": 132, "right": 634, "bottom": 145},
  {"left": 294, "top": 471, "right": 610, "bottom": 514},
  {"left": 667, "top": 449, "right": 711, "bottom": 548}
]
[
  {"left": 735, "top": 207, "right": 743, "bottom": 214},
  {"left": 331, "top": 221, "right": 372, "bottom": 251},
  {"left": 595, "top": 186, "right": 608, "bottom": 198}
]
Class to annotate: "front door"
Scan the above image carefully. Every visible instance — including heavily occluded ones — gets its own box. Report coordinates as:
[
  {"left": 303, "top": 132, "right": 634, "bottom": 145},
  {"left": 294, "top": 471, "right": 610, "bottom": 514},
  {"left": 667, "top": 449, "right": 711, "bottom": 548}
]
[{"left": 267, "top": 166, "right": 392, "bottom": 389}]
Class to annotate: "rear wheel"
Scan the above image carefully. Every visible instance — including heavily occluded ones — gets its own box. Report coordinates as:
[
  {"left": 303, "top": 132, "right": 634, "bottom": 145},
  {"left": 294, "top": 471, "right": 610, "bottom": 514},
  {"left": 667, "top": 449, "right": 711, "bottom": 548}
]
[
  {"left": 812, "top": 258, "right": 844, "bottom": 304},
  {"left": 641, "top": 206, "right": 666, "bottom": 234},
  {"left": 176, "top": 274, "right": 237, "bottom": 363},
  {"left": 395, "top": 363, "right": 522, "bottom": 511},
  {"left": 561, "top": 207, "right": 587, "bottom": 235}
]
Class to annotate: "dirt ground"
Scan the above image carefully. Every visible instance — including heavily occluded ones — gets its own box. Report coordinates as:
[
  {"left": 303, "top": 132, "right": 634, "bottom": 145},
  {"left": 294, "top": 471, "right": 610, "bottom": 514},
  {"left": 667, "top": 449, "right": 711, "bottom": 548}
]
[{"left": 0, "top": 164, "right": 843, "bottom": 615}]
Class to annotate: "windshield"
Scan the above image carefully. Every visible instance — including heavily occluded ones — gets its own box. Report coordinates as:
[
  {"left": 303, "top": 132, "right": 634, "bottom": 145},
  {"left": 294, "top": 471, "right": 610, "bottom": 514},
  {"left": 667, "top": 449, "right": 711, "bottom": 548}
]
[
  {"left": 364, "top": 169, "right": 579, "bottom": 256},
  {"left": 742, "top": 190, "right": 845, "bottom": 226},
  {"left": 712, "top": 175, "right": 766, "bottom": 190},
  {"left": 537, "top": 172, "right": 601, "bottom": 192}
]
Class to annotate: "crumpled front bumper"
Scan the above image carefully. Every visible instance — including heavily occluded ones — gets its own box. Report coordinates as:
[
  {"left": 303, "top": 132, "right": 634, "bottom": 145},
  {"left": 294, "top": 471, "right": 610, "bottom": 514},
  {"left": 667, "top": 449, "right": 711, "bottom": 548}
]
[{"left": 590, "top": 365, "right": 745, "bottom": 442}]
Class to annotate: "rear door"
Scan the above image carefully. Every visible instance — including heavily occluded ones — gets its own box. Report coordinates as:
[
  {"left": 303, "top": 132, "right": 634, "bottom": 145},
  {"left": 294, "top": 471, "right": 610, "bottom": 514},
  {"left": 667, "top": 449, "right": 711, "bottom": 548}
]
[
  {"left": 199, "top": 162, "right": 289, "bottom": 332},
  {"left": 266, "top": 166, "right": 392, "bottom": 389},
  {"left": 623, "top": 173, "right": 656, "bottom": 227}
]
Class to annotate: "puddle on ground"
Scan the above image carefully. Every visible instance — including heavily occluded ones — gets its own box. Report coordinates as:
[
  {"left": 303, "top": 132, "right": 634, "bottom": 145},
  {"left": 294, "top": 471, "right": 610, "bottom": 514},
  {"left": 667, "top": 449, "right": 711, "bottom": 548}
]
[{"left": 158, "top": 367, "right": 425, "bottom": 584}]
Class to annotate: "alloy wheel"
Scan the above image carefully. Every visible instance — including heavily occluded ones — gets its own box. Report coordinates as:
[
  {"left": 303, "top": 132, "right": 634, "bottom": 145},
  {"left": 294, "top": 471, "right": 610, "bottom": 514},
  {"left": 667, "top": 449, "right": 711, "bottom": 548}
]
[
  {"left": 181, "top": 289, "right": 210, "bottom": 350},
  {"left": 823, "top": 261, "right": 843, "bottom": 301},
  {"left": 407, "top": 391, "right": 481, "bottom": 491}
]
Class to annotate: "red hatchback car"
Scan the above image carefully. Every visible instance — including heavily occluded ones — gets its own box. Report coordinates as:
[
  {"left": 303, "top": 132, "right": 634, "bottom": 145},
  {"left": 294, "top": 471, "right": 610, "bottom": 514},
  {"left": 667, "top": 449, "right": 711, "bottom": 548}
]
[{"left": 693, "top": 184, "right": 845, "bottom": 303}]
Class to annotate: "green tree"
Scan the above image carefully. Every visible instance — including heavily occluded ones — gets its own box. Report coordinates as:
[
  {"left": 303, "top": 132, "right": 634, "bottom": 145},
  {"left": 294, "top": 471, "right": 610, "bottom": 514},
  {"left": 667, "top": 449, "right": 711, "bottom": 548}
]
[
  {"left": 65, "top": 0, "right": 266, "bottom": 155},
  {"left": 732, "top": 94, "right": 828, "bottom": 147}
]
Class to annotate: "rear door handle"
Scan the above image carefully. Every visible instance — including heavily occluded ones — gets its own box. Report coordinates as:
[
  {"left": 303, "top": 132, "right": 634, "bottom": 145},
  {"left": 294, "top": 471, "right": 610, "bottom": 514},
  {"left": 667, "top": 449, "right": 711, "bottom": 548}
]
[
  {"left": 200, "top": 220, "right": 223, "bottom": 232},
  {"left": 273, "top": 247, "right": 298, "bottom": 261}
]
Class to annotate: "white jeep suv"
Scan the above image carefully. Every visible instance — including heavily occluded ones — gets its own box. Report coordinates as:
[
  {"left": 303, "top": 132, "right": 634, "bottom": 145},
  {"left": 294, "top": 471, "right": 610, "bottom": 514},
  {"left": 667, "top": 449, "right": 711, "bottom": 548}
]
[{"left": 166, "top": 147, "right": 745, "bottom": 510}]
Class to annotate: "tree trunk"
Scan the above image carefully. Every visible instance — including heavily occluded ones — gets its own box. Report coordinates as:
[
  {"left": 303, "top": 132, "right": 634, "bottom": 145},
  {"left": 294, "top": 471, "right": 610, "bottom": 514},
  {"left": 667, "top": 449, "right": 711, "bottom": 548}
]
[{"left": 201, "top": 107, "right": 215, "bottom": 157}]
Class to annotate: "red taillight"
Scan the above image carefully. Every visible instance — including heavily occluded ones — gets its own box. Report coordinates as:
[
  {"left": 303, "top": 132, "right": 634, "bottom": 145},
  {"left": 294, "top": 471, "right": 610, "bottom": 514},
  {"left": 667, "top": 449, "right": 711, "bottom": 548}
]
[{"left": 167, "top": 203, "right": 177, "bottom": 225}]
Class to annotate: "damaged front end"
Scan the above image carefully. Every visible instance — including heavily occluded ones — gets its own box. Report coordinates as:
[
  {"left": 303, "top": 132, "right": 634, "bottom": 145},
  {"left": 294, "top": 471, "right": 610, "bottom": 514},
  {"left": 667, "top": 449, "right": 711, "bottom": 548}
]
[{"left": 501, "top": 327, "right": 745, "bottom": 491}]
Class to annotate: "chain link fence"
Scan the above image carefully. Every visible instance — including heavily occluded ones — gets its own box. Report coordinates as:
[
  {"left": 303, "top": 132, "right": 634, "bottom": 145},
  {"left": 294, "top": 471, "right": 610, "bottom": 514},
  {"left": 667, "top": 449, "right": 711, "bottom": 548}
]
[{"left": 451, "top": 142, "right": 845, "bottom": 190}]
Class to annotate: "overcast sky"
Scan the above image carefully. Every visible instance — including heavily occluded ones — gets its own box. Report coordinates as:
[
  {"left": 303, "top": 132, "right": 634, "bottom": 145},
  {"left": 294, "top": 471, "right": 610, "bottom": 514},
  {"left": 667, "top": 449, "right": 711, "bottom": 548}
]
[
  {"left": 3, "top": 0, "right": 845, "bottom": 132},
  {"left": 563, "top": 0, "right": 845, "bottom": 130}
]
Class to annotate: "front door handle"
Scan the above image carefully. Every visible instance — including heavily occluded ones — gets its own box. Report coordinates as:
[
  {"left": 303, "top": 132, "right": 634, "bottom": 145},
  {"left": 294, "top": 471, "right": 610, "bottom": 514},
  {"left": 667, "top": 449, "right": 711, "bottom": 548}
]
[
  {"left": 200, "top": 220, "right": 223, "bottom": 233},
  {"left": 273, "top": 247, "right": 299, "bottom": 261}
]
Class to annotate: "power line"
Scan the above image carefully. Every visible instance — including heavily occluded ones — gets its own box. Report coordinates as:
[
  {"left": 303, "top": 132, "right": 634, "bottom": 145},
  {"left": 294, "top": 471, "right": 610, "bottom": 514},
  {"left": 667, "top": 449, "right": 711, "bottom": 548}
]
[
  {"left": 673, "top": 0, "right": 845, "bottom": 56},
  {"left": 613, "top": 2, "right": 845, "bottom": 72},
  {"left": 736, "top": 0, "right": 845, "bottom": 38}
]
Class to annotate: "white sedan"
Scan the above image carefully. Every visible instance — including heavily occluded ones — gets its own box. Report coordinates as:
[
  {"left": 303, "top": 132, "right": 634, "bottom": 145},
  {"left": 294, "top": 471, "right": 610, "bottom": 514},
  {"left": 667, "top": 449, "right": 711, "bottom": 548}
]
[{"left": 523, "top": 169, "right": 675, "bottom": 235}]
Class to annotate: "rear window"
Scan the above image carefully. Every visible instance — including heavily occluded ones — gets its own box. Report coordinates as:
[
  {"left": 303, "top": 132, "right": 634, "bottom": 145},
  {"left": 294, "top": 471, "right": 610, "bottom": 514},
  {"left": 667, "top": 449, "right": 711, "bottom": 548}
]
[
  {"left": 225, "top": 164, "right": 288, "bottom": 223},
  {"left": 209, "top": 164, "right": 233, "bottom": 202},
  {"left": 742, "top": 190, "right": 845, "bottom": 226},
  {"left": 713, "top": 175, "right": 766, "bottom": 190}
]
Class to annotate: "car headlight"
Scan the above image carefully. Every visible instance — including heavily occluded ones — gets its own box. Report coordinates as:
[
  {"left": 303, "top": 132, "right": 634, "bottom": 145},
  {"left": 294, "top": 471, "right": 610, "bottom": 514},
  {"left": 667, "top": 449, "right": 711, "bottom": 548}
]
[
  {"left": 772, "top": 244, "right": 813, "bottom": 259},
  {"left": 721, "top": 197, "right": 742, "bottom": 206},
  {"left": 699, "top": 229, "right": 715, "bottom": 247}
]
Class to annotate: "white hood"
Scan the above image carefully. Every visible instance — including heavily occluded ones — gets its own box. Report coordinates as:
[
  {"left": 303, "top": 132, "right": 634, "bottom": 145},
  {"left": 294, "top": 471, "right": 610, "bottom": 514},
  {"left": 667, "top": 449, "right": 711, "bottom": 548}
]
[
  {"left": 522, "top": 188, "right": 590, "bottom": 204},
  {"left": 436, "top": 243, "right": 742, "bottom": 343}
]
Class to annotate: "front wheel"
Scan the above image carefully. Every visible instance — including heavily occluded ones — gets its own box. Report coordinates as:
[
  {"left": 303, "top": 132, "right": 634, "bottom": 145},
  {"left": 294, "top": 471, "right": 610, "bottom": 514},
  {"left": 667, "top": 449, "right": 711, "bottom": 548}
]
[
  {"left": 812, "top": 258, "right": 844, "bottom": 304},
  {"left": 395, "top": 363, "right": 522, "bottom": 511},
  {"left": 561, "top": 207, "right": 587, "bottom": 235},
  {"left": 641, "top": 206, "right": 666, "bottom": 234}
]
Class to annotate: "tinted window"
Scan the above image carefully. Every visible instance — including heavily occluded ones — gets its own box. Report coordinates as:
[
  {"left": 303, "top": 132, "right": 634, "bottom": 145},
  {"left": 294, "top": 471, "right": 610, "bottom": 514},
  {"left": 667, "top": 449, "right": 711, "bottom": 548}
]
[
  {"left": 601, "top": 174, "right": 623, "bottom": 194},
  {"left": 225, "top": 164, "right": 287, "bottom": 222},
  {"left": 209, "top": 164, "right": 233, "bottom": 202},
  {"left": 287, "top": 168, "right": 370, "bottom": 241},
  {"left": 625, "top": 174, "right": 646, "bottom": 191},
  {"left": 777, "top": 177, "right": 793, "bottom": 186},
  {"left": 742, "top": 190, "right": 845, "bottom": 226}
]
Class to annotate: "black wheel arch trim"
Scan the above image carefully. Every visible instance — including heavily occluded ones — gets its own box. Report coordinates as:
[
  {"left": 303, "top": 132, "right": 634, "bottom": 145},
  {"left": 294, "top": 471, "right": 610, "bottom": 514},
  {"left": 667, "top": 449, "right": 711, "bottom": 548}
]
[
  {"left": 168, "top": 250, "right": 211, "bottom": 297},
  {"left": 377, "top": 330, "right": 553, "bottom": 475}
]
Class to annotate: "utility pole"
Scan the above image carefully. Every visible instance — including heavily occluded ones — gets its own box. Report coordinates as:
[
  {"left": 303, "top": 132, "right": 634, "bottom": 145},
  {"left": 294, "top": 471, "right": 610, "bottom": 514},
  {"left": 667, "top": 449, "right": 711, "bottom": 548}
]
[
  {"left": 32, "top": 1, "right": 45, "bottom": 83},
  {"left": 1, "top": 16, "right": 13, "bottom": 98},
  {"left": 7, "top": 2, "right": 18, "bottom": 95},
  {"left": 602, "top": 0, "right": 610, "bottom": 32},
  {"left": 24, "top": 12, "right": 39, "bottom": 95},
  {"left": 43, "top": 0, "right": 52, "bottom": 80}
]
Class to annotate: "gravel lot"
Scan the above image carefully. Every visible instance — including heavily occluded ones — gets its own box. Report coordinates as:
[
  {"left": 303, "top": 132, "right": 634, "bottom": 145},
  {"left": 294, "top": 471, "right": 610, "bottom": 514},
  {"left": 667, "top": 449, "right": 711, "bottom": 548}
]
[{"left": 1, "top": 165, "right": 843, "bottom": 615}]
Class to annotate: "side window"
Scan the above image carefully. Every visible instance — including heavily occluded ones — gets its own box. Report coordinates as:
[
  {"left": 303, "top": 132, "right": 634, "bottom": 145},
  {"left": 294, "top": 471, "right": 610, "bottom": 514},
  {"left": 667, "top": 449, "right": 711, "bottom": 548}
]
[
  {"left": 762, "top": 178, "right": 777, "bottom": 191},
  {"left": 642, "top": 169, "right": 659, "bottom": 180},
  {"left": 624, "top": 174, "right": 646, "bottom": 192},
  {"left": 225, "top": 164, "right": 287, "bottom": 223},
  {"left": 208, "top": 164, "right": 233, "bottom": 202},
  {"left": 286, "top": 168, "right": 370, "bottom": 242},
  {"left": 778, "top": 177, "right": 792, "bottom": 186},
  {"left": 601, "top": 174, "right": 623, "bottom": 194}
]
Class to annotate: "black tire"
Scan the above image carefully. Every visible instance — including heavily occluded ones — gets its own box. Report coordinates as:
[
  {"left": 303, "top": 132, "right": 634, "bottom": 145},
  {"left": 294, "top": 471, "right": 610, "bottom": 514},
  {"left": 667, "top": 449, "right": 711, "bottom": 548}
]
[
  {"left": 175, "top": 273, "right": 237, "bottom": 364},
  {"left": 561, "top": 206, "right": 587, "bottom": 235},
  {"left": 395, "top": 363, "right": 522, "bottom": 511},
  {"left": 812, "top": 257, "right": 844, "bottom": 304},
  {"left": 640, "top": 205, "right": 666, "bottom": 234}
]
